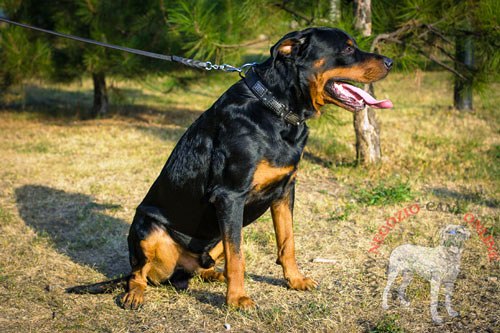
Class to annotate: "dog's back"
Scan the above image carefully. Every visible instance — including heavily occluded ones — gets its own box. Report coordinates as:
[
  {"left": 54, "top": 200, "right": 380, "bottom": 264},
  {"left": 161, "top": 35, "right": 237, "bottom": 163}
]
[{"left": 389, "top": 243, "right": 462, "bottom": 282}]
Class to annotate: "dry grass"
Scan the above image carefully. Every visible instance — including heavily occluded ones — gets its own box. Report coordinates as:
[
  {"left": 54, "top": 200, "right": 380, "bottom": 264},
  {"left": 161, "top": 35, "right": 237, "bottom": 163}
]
[{"left": 0, "top": 70, "right": 498, "bottom": 332}]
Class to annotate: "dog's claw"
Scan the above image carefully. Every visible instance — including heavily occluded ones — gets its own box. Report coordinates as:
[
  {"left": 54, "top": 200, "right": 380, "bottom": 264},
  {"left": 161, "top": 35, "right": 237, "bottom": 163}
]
[
  {"left": 227, "top": 295, "right": 256, "bottom": 309},
  {"left": 120, "top": 289, "right": 144, "bottom": 310},
  {"left": 287, "top": 276, "right": 318, "bottom": 291}
]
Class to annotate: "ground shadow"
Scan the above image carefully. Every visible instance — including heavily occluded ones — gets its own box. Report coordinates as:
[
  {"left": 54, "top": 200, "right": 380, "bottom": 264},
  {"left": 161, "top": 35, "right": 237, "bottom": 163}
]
[
  {"left": 249, "top": 273, "right": 286, "bottom": 287},
  {"left": 190, "top": 273, "right": 288, "bottom": 307},
  {"left": 1, "top": 84, "right": 203, "bottom": 128},
  {"left": 303, "top": 151, "right": 333, "bottom": 168},
  {"left": 15, "top": 185, "right": 130, "bottom": 277},
  {"left": 430, "top": 187, "right": 499, "bottom": 208},
  {"left": 190, "top": 289, "right": 226, "bottom": 308}
]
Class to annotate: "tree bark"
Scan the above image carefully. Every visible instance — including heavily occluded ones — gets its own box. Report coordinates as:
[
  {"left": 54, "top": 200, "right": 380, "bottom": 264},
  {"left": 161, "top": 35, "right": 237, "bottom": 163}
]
[
  {"left": 354, "top": 0, "right": 372, "bottom": 36},
  {"left": 329, "top": 0, "right": 341, "bottom": 24},
  {"left": 353, "top": 0, "right": 380, "bottom": 164},
  {"left": 91, "top": 72, "right": 108, "bottom": 117},
  {"left": 353, "top": 84, "right": 381, "bottom": 164},
  {"left": 454, "top": 35, "right": 473, "bottom": 111}
]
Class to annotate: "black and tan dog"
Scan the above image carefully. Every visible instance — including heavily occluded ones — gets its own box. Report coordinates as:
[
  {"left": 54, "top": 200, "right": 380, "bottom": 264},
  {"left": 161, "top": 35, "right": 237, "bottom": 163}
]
[{"left": 68, "top": 27, "right": 393, "bottom": 309}]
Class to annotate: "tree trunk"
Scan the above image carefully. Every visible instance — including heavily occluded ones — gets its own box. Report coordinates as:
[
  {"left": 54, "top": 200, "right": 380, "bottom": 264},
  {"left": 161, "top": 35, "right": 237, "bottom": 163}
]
[
  {"left": 91, "top": 72, "right": 108, "bottom": 117},
  {"left": 354, "top": 0, "right": 372, "bottom": 36},
  {"left": 354, "top": 85, "right": 381, "bottom": 164},
  {"left": 329, "top": 0, "right": 341, "bottom": 24},
  {"left": 454, "top": 35, "right": 473, "bottom": 111},
  {"left": 353, "top": 0, "right": 380, "bottom": 164}
]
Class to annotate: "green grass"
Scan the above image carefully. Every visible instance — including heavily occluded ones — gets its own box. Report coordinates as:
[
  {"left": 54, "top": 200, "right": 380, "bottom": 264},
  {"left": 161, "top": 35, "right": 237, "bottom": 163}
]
[
  {"left": 370, "top": 315, "right": 404, "bottom": 333},
  {"left": 354, "top": 180, "right": 415, "bottom": 206}
]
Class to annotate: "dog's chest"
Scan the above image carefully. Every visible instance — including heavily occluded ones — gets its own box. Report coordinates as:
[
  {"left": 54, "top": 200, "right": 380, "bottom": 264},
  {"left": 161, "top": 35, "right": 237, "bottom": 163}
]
[
  {"left": 242, "top": 159, "right": 298, "bottom": 225},
  {"left": 251, "top": 160, "right": 296, "bottom": 192}
]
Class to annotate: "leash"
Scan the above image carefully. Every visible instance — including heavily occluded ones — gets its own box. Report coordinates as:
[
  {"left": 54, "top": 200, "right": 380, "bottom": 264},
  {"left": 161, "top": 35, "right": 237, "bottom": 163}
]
[{"left": 0, "top": 17, "right": 256, "bottom": 73}]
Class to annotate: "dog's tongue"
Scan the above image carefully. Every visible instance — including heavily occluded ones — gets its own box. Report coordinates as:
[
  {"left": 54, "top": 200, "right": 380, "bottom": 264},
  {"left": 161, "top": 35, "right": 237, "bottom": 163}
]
[{"left": 339, "top": 82, "right": 393, "bottom": 109}]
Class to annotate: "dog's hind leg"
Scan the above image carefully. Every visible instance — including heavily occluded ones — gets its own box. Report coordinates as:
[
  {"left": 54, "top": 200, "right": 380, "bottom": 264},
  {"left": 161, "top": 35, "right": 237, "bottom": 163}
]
[
  {"left": 121, "top": 225, "right": 180, "bottom": 310},
  {"left": 382, "top": 265, "right": 399, "bottom": 310},
  {"left": 398, "top": 270, "right": 413, "bottom": 307},
  {"left": 168, "top": 269, "right": 194, "bottom": 290},
  {"left": 198, "top": 241, "right": 225, "bottom": 282},
  {"left": 444, "top": 282, "right": 459, "bottom": 317},
  {"left": 430, "top": 277, "right": 443, "bottom": 324}
]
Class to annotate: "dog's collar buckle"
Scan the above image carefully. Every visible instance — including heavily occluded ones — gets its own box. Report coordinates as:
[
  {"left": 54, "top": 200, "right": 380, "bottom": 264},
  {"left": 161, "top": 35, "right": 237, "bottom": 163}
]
[{"left": 244, "top": 68, "right": 304, "bottom": 126}]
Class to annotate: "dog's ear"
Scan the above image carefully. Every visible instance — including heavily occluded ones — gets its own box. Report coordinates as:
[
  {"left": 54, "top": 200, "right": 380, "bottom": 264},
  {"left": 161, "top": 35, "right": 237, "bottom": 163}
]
[
  {"left": 439, "top": 225, "right": 453, "bottom": 246},
  {"left": 458, "top": 225, "right": 471, "bottom": 239},
  {"left": 271, "top": 30, "right": 309, "bottom": 60}
]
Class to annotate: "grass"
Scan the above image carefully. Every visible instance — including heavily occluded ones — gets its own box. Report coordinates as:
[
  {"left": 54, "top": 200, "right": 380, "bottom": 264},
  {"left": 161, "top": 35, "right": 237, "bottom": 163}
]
[
  {"left": 369, "top": 314, "right": 404, "bottom": 333},
  {"left": 0, "top": 70, "right": 499, "bottom": 333},
  {"left": 354, "top": 180, "right": 415, "bottom": 206}
]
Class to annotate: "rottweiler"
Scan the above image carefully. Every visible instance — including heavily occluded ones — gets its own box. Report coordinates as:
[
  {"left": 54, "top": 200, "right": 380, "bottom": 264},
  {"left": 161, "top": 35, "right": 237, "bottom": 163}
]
[{"left": 67, "top": 27, "right": 393, "bottom": 309}]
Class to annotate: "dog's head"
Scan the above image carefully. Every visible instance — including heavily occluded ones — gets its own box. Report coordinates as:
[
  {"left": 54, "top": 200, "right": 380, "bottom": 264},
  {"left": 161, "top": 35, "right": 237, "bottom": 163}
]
[
  {"left": 439, "top": 225, "right": 470, "bottom": 252},
  {"left": 269, "top": 27, "right": 393, "bottom": 114}
]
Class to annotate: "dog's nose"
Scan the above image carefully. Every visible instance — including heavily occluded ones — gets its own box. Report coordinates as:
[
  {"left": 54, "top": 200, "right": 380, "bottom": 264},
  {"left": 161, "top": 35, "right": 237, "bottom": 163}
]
[{"left": 383, "top": 57, "right": 393, "bottom": 70}]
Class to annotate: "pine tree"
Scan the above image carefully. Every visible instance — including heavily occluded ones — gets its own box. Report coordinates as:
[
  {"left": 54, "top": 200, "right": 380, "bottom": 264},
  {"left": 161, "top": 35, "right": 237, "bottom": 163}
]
[
  {"left": 369, "top": 0, "right": 500, "bottom": 112},
  {"left": 0, "top": 25, "right": 52, "bottom": 109},
  {"left": 1, "top": 0, "right": 172, "bottom": 117}
]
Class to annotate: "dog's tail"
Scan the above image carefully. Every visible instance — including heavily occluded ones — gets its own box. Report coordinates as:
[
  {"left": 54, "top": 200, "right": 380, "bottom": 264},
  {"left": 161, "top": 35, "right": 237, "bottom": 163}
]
[{"left": 66, "top": 275, "right": 130, "bottom": 294}]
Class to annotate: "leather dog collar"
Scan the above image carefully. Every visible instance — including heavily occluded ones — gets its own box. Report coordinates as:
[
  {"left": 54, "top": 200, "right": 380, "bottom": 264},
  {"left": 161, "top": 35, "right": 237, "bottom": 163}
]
[{"left": 244, "top": 68, "right": 304, "bottom": 126}]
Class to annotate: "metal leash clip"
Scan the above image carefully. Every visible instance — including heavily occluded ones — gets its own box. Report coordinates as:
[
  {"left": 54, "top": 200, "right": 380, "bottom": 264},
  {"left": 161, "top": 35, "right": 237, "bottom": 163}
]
[
  {"left": 219, "top": 64, "right": 240, "bottom": 72},
  {"left": 205, "top": 61, "right": 257, "bottom": 73}
]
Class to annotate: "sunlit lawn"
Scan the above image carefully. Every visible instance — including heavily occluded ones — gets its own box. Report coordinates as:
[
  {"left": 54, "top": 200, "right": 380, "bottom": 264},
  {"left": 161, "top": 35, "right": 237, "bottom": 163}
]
[{"left": 0, "top": 70, "right": 498, "bottom": 332}]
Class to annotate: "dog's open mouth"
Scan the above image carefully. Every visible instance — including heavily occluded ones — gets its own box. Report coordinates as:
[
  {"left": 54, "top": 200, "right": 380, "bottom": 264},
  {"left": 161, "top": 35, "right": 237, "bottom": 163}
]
[{"left": 326, "top": 81, "right": 393, "bottom": 111}]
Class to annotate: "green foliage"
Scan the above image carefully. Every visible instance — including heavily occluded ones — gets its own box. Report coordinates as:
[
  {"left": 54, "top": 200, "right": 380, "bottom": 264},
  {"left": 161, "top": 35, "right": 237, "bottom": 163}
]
[
  {"left": 0, "top": 26, "right": 52, "bottom": 83},
  {"left": 370, "top": 314, "right": 404, "bottom": 333},
  {"left": 1, "top": 0, "right": 498, "bottom": 112},
  {"left": 329, "top": 202, "right": 356, "bottom": 221},
  {"left": 370, "top": 0, "right": 500, "bottom": 88},
  {"left": 354, "top": 180, "right": 415, "bottom": 206},
  {"left": 168, "top": 0, "right": 277, "bottom": 63},
  {"left": 1, "top": 0, "right": 172, "bottom": 82}
]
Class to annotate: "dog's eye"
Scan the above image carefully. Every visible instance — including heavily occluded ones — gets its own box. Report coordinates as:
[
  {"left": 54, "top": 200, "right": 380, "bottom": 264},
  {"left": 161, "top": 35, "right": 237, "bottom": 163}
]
[{"left": 343, "top": 46, "right": 355, "bottom": 55}]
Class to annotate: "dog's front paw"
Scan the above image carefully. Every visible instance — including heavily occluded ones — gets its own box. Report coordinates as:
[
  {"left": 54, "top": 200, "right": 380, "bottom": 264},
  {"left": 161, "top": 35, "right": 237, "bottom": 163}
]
[
  {"left": 432, "top": 315, "right": 443, "bottom": 325},
  {"left": 120, "top": 288, "right": 144, "bottom": 310},
  {"left": 287, "top": 276, "right": 318, "bottom": 291},
  {"left": 447, "top": 308, "right": 459, "bottom": 317},
  {"left": 227, "top": 295, "right": 256, "bottom": 309},
  {"left": 399, "top": 296, "right": 411, "bottom": 307}
]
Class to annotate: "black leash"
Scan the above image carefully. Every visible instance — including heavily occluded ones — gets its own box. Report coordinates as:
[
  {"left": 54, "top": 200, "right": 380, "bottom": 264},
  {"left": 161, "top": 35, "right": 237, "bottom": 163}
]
[{"left": 0, "top": 17, "right": 256, "bottom": 73}]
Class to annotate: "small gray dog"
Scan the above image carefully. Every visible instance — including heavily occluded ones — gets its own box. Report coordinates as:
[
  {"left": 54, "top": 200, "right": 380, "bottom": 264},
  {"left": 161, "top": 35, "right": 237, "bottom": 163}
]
[{"left": 382, "top": 224, "right": 470, "bottom": 324}]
